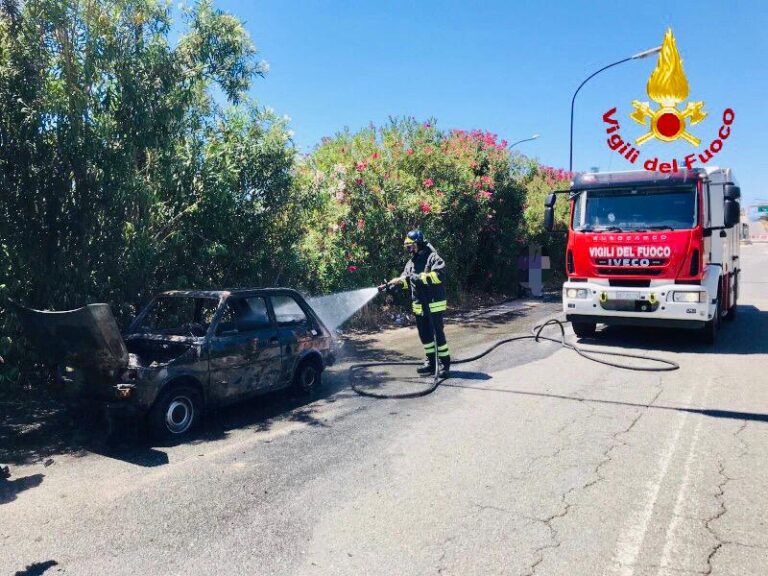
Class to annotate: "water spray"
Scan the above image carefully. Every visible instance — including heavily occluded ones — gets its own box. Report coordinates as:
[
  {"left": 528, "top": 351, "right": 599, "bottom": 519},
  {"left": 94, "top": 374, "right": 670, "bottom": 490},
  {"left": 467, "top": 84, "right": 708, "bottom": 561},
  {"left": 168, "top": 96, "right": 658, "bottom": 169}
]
[{"left": 306, "top": 287, "right": 380, "bottom": 332}]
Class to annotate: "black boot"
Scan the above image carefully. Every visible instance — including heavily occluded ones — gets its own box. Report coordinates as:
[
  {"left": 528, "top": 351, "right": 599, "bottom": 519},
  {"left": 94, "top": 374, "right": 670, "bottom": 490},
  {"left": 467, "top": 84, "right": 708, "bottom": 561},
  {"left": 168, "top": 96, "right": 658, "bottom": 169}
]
[
  {"left": 439, "top": 357, "right": 451, "bottom": 378},
  {"left": 417, "top": 355, "right": 436, "bottom": 375}
]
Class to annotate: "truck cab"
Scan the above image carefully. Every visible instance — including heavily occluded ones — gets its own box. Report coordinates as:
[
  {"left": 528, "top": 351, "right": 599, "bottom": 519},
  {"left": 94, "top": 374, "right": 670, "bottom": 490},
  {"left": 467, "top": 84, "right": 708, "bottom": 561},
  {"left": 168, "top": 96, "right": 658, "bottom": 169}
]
[{"left": 545, "top": 167, "right": 741, "bottom": 343}]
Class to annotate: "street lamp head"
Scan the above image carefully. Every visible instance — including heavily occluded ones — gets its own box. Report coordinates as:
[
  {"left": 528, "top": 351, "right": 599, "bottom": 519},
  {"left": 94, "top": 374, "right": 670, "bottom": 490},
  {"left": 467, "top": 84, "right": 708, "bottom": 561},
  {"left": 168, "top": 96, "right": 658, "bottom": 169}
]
[
  {"left": 631, "top": 45, "right": 662, "bottom": 60},
  {"left": 508, "top": 134, "right": 541, "bottom": 149}
]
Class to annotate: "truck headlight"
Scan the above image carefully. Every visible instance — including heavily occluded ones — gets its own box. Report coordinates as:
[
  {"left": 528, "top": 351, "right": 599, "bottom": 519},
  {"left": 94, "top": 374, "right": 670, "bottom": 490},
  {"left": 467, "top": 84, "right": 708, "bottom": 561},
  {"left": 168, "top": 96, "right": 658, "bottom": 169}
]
[
  {"left": 565, "top": 288, "right": 589, "bottom": 299},
  {"left": 670, "top": 291, "right": 704, "bottom": 303}
]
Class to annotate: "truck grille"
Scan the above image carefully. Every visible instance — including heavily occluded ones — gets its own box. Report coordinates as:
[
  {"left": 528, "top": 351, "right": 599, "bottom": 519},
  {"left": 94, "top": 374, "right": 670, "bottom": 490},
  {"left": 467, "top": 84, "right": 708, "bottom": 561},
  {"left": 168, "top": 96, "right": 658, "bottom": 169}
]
[
  {"left": 608, "top": 279, "right": 651, "bottom": 287},
  {"left": 597, "top": 268, "right": 663, "bottom": 276}
]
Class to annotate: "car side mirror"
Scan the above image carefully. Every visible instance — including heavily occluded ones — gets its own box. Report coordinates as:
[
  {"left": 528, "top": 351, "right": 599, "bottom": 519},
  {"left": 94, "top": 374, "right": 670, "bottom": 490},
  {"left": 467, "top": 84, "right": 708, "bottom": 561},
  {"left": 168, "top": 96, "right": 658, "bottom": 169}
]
[
  {"left": 724, "top": 184, "right": 741, "bottom": 200},
  {"left": 724, "top": 199, "right": 740, "bottom": 228},
  {"left": 544, "top": 193, "right": 557, "bottom": 208}
]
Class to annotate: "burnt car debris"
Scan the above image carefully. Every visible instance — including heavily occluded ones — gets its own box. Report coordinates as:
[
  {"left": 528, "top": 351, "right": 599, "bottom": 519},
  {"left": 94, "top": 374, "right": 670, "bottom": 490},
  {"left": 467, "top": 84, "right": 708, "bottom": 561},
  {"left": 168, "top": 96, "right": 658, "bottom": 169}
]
[{"left": 12, "top": 289, "right": 336, "bottom": 440}]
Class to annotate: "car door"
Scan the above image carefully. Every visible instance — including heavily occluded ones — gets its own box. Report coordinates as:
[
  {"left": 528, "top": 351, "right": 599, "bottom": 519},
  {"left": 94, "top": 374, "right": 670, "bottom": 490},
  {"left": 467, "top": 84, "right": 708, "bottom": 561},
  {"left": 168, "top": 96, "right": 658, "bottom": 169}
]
[
  {"left": 207, "top": 296, "right": 281, "bottom": 403},
  {"left": 269, "top": 293, "right": 316, "bottom": 385}
]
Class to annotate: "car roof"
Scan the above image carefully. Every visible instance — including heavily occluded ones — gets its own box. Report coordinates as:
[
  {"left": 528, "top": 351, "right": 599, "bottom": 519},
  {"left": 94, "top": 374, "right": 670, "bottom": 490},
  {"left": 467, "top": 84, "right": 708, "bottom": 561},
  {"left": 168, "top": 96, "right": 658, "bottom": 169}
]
[{"left": 157, "top": 288, "right": 305, "bottom": 299}]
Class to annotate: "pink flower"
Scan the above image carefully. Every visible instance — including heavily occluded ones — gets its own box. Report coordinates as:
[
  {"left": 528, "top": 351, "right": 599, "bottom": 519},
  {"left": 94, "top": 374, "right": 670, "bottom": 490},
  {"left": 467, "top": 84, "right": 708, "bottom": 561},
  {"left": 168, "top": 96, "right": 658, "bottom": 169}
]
[
  {"left": 355, "top": 177, "right": 363, "bottom": 186},
  {"left": 357, "top": 218, "right": 365, "bottom": 231},
  {"left": 423, "top": 122, "right": 431, "bottom": 128},
  {"left": 423, "top": 178, "right": 434, "bottom": 188},
  {"left": 406, "top": 148, "right": 414, "bottom": 156},
  {"left": 436, "top": 190, "right": 445, "bottom": 198},
  {"left": 347, "top": 265, "right": 358, "bottom": 273},
  {"left": 478, "top": 190, "right": 493, "bottom": 200},
  {"left": 371, "top": 152, "right": 380, "bottom": 160},
  {"left": 419, "top": 201, "right": 432, "bottom": 214},
  {"left": 355, "top": 161, "right": 366, "bottom": 171}
]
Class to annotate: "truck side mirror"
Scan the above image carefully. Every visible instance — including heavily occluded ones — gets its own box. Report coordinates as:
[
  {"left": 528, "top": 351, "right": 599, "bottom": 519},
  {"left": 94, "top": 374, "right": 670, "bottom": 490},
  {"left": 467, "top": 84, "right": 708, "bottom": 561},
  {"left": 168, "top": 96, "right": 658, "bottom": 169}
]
[
  {"left": 724, "top": 184, "right": 741, "bottom": 200},
  {"left": 724, "top": 199, "right": 740, "bottom": 228},
  {"left": 543, "top": 193, "right": 556, "bottom": 232},
  {"left": 544, "top": 207, "right": 555, "bottom": 232}
]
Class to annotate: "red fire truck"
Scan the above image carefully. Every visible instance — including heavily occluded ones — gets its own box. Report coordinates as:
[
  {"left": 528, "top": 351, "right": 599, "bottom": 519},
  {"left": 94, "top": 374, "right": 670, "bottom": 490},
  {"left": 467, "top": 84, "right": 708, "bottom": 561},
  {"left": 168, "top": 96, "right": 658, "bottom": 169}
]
[{"left": 544, "top": 167, "right": 741, "bottom": 343}]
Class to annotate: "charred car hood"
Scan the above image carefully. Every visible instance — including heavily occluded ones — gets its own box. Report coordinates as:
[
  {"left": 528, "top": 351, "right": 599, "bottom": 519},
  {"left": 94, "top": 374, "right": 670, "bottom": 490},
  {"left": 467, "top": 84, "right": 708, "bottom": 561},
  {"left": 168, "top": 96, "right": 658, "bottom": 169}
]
[{"left": 11, "top": 301, "right": 129, "bottom": 371}]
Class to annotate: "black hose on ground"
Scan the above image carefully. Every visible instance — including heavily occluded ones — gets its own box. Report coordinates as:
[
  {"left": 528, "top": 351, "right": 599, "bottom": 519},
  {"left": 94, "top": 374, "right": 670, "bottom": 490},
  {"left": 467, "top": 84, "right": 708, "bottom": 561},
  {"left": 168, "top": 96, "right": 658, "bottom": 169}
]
[{"left": 349, "top": 318, "right": 679, "bottom": 399}]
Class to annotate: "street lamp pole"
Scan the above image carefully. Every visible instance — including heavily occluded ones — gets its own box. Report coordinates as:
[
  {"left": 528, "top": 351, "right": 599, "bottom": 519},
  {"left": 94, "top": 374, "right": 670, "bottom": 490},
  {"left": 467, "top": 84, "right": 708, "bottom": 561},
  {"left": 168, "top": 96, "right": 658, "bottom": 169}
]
[
  {"left": 569, "top": 46, "right": 661, "bottom": 172},
  {"left": 509, "top": 134, "right": 540, "bottom": 149}
]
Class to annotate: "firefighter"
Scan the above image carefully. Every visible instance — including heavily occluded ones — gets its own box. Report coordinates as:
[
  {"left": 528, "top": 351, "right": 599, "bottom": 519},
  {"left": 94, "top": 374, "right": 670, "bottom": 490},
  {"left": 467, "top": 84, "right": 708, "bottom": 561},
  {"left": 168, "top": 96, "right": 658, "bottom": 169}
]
[{"left": 380, "top": 230, "right": 450, "bottom": 377}]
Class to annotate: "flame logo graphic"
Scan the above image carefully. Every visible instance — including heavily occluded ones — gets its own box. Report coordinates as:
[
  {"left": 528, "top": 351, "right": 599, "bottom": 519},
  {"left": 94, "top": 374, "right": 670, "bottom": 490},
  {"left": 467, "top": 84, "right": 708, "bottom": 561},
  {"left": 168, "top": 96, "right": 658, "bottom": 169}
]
[
  {"left": 647, "top": 30, "right": 689, "bottom": 106},
  {"left": 630, "top": 29, "right": 706, "bottom": 146}
]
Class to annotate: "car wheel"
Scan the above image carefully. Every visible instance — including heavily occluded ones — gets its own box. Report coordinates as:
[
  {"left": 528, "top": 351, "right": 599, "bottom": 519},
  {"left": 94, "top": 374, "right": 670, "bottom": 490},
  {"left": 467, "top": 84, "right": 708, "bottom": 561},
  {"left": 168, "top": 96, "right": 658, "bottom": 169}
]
[
  {"left": 149, "top": 385, "right": 202, "bottom": 441},
  {"left": 293, "top": 357, "right": 322, "bottom": 394},
  {"left": 572, "top": 321, "right": 597, "bottom": 339}
]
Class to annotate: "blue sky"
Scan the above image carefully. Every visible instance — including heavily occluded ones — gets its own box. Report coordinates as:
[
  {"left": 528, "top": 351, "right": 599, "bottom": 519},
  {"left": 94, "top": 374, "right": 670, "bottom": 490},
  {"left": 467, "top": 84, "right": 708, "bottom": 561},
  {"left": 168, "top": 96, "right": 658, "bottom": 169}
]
[{"left": 213, "top": 0, "right": 767, "bottom": 205}]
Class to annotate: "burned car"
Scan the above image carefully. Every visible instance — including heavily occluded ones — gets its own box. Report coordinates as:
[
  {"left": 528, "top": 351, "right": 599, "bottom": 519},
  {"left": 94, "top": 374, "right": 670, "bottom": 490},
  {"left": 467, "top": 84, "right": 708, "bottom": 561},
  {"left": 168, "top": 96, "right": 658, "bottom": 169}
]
[{"left": 13, "top": 289, "right": 336, "bottom": 439}]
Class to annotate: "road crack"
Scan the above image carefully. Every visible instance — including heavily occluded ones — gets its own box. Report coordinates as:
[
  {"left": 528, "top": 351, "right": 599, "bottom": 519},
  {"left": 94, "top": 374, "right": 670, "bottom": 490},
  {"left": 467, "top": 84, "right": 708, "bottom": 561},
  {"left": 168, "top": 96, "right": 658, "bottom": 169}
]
[
  {"left": 702, "top": 420, "right": 754, "bottom": 574},
  {"left": 525, "top": 384, "right": 664, "bottom": 575}
]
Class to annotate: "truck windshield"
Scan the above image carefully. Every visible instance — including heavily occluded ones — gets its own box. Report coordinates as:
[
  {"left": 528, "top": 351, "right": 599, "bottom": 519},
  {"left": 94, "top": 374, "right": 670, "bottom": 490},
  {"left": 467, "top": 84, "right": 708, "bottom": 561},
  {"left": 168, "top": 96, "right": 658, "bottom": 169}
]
[{"left": 572, "top": 185, "right": 696, "bottom": 232}]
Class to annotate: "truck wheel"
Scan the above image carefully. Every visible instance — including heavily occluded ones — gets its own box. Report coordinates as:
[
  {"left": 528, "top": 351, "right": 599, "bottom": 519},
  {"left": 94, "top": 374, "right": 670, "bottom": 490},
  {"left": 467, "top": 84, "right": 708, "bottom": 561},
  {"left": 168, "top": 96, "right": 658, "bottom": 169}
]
[
  {"left": 571, "top": 321, "right": 597, "bottom": 339},
  {"left": 700, "top": 300, "right": 721, "bottom": 344},
  {"left": 148, "top": 385, "right": 202, "bottom": 442},
  {"left": 293, "top": 357, "right": 322, "bottom": 394}
]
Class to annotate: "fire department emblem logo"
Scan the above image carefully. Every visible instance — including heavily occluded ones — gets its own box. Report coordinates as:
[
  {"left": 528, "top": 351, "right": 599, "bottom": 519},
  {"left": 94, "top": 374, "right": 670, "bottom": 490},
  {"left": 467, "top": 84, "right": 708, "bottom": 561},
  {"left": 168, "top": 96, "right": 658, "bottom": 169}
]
[{"left": 630, "top": 29, "right": 706, "bottom": 146}]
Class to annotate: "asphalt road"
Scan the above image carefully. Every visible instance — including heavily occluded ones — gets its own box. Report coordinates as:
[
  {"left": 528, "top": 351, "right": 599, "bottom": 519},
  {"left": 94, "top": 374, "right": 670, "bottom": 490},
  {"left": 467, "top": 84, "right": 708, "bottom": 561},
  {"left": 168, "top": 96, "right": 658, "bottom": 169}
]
[{"left": 3, "top": 244, "right": 768, "bottom": 576}]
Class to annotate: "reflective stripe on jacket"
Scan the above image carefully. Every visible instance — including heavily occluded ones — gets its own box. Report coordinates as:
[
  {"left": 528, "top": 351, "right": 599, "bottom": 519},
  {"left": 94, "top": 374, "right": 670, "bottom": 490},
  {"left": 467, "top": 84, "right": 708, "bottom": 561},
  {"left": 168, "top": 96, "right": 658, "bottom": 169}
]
[{"left": 392, "top": 244, "right": 447, "bottom": 315}]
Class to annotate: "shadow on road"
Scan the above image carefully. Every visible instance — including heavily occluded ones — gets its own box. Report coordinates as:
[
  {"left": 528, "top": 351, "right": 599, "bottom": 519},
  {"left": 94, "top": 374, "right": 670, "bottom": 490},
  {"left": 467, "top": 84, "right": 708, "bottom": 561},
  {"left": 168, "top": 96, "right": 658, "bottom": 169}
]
[
  {"left": 0, "top": 473, "right": 44, "bottom": 505},
  {"left": 575, "top": 305, "right": 768, "bottom": 356},
  {"left": 13, "top": 560, "right": 59, "bottom": 576},
  {"left": 442, "top": 383, "right": 768, "bottom": 424},
  {"left": 446, "top": 370, "right": 492, "bottom": 381}
]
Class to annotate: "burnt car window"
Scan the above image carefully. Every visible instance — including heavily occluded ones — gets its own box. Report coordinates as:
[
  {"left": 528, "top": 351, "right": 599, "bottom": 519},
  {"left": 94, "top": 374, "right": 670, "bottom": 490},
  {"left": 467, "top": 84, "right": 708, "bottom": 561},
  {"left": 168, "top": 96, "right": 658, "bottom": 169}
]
[
  {"left": 271, "top": 295, "right": 307, "bottom": 326},
  {"left": 140, "top": 296, "right": 218, "bottom": 335},
  {"left": 216, "top": 297, "right": 272, "bottom": 335},
  {"left": 215, "top": 303, "right": 238, "bottom": 335},
  {"left": 244, "top": 297, "right": 271, "bottom": 329}
]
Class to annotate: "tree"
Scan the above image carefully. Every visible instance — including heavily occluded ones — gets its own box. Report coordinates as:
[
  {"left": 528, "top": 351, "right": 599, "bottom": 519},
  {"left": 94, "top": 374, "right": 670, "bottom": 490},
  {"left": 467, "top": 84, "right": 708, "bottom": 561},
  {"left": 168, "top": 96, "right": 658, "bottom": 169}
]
[{"left": 0, "top": 0, "right": 294, "bottom": 390}]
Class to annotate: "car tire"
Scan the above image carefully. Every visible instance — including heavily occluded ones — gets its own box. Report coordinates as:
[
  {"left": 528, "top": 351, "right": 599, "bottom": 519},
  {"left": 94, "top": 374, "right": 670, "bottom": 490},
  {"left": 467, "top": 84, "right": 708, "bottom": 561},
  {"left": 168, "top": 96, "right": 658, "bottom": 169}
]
[
  {"left": 700, "top": 299, "right": 721, "bottom": 344},
  {"left": 572, "top": 321, "right": 597, "bottom": 339},
  {"left": 148, "top": 385, "right": 202, "bottom": 442},
  {"left": 293, "top": 357, "right": 322, "bottom": 394}
]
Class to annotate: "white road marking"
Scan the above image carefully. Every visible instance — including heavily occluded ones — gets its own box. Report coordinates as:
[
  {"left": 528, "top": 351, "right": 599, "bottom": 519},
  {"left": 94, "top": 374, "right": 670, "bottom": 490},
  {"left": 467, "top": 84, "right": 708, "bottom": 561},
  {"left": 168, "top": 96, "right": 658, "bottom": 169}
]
[
  {"left": 655, "top": 384, "right": 710, "bottom": 575},
  {"left": 607, "top": 390, "right": 694, "bottom": 576}
]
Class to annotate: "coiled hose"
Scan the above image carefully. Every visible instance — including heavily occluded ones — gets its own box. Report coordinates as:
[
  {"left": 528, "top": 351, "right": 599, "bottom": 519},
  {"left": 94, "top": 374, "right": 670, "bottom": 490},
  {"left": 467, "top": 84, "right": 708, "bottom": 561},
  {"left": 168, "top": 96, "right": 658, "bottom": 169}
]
[{"left": 350, "top": 318, "right": 679, "bottom": 399}]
